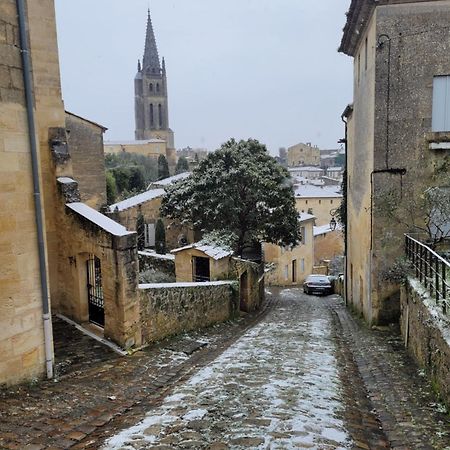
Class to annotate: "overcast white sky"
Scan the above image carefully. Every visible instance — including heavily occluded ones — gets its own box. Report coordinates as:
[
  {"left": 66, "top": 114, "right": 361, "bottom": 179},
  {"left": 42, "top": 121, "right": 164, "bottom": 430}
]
[{"left": 54, "top": 1, "right": 353, "bottom": 155}]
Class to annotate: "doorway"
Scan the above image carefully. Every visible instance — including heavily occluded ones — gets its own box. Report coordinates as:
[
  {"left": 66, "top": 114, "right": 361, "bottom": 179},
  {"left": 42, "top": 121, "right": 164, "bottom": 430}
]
[
  {"left": 193, "top": 256, "right": 210, "bottom": 282},
  {"left": 87, "top": 255, "right": 105, "bottom": 327},
  {"left": 240, "top": 271, "right": 249, "bottom": 311},
  {"left": 292, "top": 260, "right": 297, "bottom": 283}
]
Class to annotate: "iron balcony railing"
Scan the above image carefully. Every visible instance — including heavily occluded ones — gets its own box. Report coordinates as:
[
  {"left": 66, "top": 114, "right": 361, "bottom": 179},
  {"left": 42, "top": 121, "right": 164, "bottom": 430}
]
[{"left": 405, "top": 234, "right": 450, "bottom": 315}]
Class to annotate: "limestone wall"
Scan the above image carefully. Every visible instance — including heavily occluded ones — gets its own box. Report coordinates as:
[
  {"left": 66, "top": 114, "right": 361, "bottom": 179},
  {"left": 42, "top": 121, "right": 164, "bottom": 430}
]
[
  {"left": 66, "top": 112, "right": 106, "bottom": 210},
  {"left": 174, "top": 249, "right": 231, "bottom": 283},
  {"left": 295, "top": 197, "right": 341, "bottom": 227},
  {"left": 139, "top": 281, "right": 239, "bottom": 344},
  {"left": 314, "top": 231, "right": 344, "bottom": 265},
  {"left": 55, "top": 179, "right": 141, "bottom": 349},
  {"left": 0, "top": 0, "right": 66, "bottom": 386},
  {"left": 264, "top": 219, "right": 315, "bottom": 286},
  {"left": 108, "top": 197, "right": 194, "bottom": 251},
  {"left": 400, "top": 278, "right": 450, "bottom": 405},
  {"left": 231, "top": 258, "right": 264, "bottom": 313}
]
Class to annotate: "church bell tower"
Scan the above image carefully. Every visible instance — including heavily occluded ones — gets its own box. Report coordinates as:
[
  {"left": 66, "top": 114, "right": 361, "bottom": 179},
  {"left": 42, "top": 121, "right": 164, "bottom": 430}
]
[{"left": 135, "top": 9, "right": 174, "bottom": 147}]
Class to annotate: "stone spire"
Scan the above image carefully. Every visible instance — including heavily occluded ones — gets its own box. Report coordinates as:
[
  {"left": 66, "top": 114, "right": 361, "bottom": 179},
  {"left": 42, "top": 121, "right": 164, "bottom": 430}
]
[{"left": 142, "top": 8, "right": 161, "bottom": 74}]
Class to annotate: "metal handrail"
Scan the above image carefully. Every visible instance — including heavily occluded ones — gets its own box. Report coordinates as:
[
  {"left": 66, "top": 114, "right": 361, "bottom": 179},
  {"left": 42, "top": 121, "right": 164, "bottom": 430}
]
[{"left": 405, "top": 234, "right": 450, "bottom": 315}]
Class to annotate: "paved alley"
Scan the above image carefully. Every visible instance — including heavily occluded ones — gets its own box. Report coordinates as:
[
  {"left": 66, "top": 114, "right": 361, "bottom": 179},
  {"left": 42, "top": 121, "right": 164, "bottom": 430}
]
[
  {"left": 1, "top": 289, "right": 449, "bottom": 449},
  {"left": 101, "top": 289, "right": 449, "bottom": 450}
]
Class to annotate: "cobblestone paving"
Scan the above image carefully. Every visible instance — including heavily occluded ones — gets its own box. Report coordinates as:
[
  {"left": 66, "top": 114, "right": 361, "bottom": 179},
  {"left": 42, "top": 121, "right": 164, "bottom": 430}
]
[
  {"left": 104, "top": 289, "right": 450, "bottom": 450},
  {"left": 1, "top": 289, "right": 449, "bottom": 450},
  {"left": 0, "top": 303, "right": 272, "bottom": 450}
]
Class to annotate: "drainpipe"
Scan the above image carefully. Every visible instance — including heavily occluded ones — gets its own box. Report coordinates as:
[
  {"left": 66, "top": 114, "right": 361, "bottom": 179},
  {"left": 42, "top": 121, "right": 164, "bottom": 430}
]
[
  {"left": 16, "top": 0, "right": 54, "bottom": 379},
  {"left": 339, "top": 110, "right": 349, "bottom": 306}
]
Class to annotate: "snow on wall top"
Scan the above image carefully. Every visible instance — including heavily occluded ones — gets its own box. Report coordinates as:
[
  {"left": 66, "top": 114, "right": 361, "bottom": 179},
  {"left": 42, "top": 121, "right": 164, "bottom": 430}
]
[
  {"left": 108, "top": 189, "right": 165, "bottom": 212},
  {"left": 289, "top": 166, "right": 323, "bottom": 172},
  {"left": 314, "top": 224, "right": 342, "bottom": 236},
  {"left": 57, "top": 177, "right": 77, "bottom": 185},
  {"left": 171, "top": 243, "right": 233, "bottom": 260},
  {"left": 299, "top": 213, "right": 316, "bottom": 222},
  {"left": 66, "top": 202, "right": 134, "bottom": 237},
  {"left": 105, "top": 139, "right": 166, "bottom": 145},
  {"left": 148, "top": 172, "right": 190, "bottom": 189},
  {"left": 295, "top": 185, "right": 342, "bottom": 198},
  {"left": 139, "top": 250, "right": 175, "bottom": 261},
  {"left": 139, "top": 281, "right": 235, "bottom": 289}
]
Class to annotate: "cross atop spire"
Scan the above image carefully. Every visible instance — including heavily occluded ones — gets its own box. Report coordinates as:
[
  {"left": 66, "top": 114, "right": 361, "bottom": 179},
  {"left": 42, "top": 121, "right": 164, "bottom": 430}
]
[{"left": 142, "top": 7, "right": 161, "bottom": 74}]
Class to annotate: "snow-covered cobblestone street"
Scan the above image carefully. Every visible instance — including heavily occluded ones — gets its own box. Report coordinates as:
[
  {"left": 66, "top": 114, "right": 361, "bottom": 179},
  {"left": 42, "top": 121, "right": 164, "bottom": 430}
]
[{"left": 104, "top": 289, "right": 352, "bottom": 449}]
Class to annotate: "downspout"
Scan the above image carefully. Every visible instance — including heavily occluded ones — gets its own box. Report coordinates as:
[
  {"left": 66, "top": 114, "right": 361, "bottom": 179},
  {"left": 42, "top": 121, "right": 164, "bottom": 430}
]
[
  {"left": 16, "top": 0, "right": 54, "bottom": 379},
  {"left": 340, "top": 111, "right": 349, "bottom": 306}
]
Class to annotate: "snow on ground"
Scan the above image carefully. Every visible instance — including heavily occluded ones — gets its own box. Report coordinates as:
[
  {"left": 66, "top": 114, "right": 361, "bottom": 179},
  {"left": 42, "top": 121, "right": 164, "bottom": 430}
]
[{"left": 103, "top": 288, "right": 351, "bottom": 449}]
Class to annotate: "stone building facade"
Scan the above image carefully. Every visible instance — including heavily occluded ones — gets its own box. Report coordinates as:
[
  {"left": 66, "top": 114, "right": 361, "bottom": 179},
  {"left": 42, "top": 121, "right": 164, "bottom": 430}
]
[
  {"left": 0, "top": 0, "right": 67, "bottom": 386},
  {"left": 0, "top": 0, "right": 142, "bottom": 385},
  {"left": 66, "top": 112, "right": 107, "bottom": 210},
  {"left": 264, "top": 214, "right": 315, "bottom": 286},
  {"left": 287, "top": 142, "right": 320, "bottom": 167},
  {"left": 294, "top": 185, "right": 342, "bottom": 227},
  {"left": 107, "top": 174, "right": 194, "bottom": 251},
  {"left": 135, "top": 9, "right": 174, "bottom": 148},
  {"left": 340, "top": 0, "right": 450, "bottom": 324}
]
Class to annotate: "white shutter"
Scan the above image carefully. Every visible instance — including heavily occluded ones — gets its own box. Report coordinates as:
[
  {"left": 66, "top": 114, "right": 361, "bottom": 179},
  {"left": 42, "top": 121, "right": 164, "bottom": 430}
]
[
  {"left": 145, "top": 223, "right": 156, "bottom": 247},
  {"left": 432, "top": 76, "right": 450, "bottom": 132}
]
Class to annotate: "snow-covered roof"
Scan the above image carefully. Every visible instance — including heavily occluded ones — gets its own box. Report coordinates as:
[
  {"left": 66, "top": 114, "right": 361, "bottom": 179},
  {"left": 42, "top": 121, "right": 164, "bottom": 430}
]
[
  {"left": 295, "top": 185, "right": 342, "bottom": 198},
  {"left": 289, "top": 166, "right": 323, "bottom": 172},
  {"left": 108, "top": 188, "right": 165, "bottom": 212},
  {"left": 66, "top": 203, "right": 134, "bottom": 237},
  {"left": 299, "top": 213, "right": 316, "bottom": 222},
  {"left": 105, "top": 139, "right": 166, "bottom": 145},
  {"left": 148, "top": 172, "right": 190, "bottom": 189},
  {"left": 314, "top": 223, "right": 342, "bottom": 236},
  {"left": 171, "top": 243, "right": 233, "bottom": 260}
]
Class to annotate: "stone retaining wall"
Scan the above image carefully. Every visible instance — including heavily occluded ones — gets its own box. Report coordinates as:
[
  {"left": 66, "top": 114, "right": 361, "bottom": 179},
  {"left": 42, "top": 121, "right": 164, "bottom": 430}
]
[
  {"left": 138, "top": 251, "right": 175, "bottom": 283},
  {"left": 400, "top": 278, "right": 450, "bottom": 405},
  {"left": 139, "top": 281, "right": 239, "bottom": 344}
]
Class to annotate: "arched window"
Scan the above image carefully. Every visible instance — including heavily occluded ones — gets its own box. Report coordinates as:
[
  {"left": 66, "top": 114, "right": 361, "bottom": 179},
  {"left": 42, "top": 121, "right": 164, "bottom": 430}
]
[
  {"left": 158, "top": 104, "right": 163, "bottom": 127},
  {"left": 149, "top": 83, "right": 153, "bottom": 92},
  {"left": 150, "top": 104, "right": 154, "bottom": 126},
  {"left": 156, "top": 83, "right": 160, "bottom": 92}
]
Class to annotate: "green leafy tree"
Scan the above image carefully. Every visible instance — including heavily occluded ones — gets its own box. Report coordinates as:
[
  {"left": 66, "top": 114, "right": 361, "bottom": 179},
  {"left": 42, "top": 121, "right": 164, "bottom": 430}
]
[
  {"left": 175, "top": 156, "right": 189, "bottom": 174},
  {"left": 111, "top": 167, "right": 131, "bottom": 193},
  {"left": 161, "top": 138, "right": 301, "bottom": 255},
  {"left": 158, "top": 154, "right": 170, "bottom": 180},
  {"left": 136, "top": 212, "right": 146, "bottom": 251},
  {"left": 155, "top": 219, "right": 166, "bottom": 254},
  {"left": 106, "top": 171, "right": 117, "bottom": 204},
  {"left": 129, "top": 167, "right": 146, "bottom": 192}
]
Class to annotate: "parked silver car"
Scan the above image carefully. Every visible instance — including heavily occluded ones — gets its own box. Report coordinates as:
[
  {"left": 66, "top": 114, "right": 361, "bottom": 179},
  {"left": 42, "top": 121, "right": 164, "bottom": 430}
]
[{"left": 303, "top": 275, "right": 332, "bottom": 296}]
